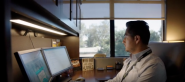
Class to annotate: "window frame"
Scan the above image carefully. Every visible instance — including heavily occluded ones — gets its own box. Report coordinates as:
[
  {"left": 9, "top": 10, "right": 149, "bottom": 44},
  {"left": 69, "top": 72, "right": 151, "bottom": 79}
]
[
  {"left": 79, "top": 19, "right": 165, "bottom": 58},
  {"left": 79, "top": 0, "right": 165, "bottom": 58}
]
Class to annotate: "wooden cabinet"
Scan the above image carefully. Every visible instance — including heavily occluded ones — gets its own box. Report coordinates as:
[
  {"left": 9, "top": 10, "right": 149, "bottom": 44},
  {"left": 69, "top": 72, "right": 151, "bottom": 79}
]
[
  {"left": 71, "top": 0, "right": 77, "bottom": 27},
  {"left": 33, "top": 0, "right": 61, "bottom": 19},
  {"left": 11, "top": 0, "right": 81, "bottom": 35},
  {"left": 77, "top": 0, "right": 81, "bottom": 30},
  {"left": 33, "top": 0, "right": 81, "bottom": 33},
  {"left": 61, "top": 0, "right": 71, "bottom": 20}
]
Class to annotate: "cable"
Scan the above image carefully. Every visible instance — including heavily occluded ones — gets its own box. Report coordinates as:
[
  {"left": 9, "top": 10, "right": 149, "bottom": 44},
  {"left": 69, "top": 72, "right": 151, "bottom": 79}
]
[{"left": 29, "top": 33, "right": 35, "bottom": 49}]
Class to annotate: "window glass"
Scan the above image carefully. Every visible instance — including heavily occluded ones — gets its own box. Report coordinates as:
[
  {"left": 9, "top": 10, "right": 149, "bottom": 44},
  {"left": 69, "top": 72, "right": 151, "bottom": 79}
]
[
  {"left": 115, "top": 20, "right": 163, "bottom": 56},
  {"left": 80, "top": 20, "right": 110, "bottom": 57}
]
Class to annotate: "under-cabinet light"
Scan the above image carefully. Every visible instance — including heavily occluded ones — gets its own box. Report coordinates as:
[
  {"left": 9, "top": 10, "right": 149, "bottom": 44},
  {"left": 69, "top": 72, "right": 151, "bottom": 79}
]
[{"left": 10, "top": 19, "right": 66, "bottom": 35}]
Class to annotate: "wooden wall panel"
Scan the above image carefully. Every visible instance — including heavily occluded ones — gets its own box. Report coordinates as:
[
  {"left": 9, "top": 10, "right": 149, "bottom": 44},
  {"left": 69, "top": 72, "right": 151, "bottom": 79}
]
[
  {"left": 166, "top": 0, "right": 185, "bottom": 41},
  {"left": 12, "top": 36, "right": 34, "bottom": 82},
  {"left": 11, "top": 36, "right": 52, "bottom": 82},
  {"left": 30, "top": 37, "right": 52, "bottom": 48},
  {"left": 61, "top": 36, "right": 79, "bottom": 59}
]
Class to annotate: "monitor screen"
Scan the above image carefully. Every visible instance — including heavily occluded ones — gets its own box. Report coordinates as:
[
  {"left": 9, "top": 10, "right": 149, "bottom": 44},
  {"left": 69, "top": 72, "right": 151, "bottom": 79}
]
[
  {"left": 41, "top": 46, "right": 73, "bottom": 77},
  {"left": 14, "top": 48, "right": 51, "bottom": 82}
]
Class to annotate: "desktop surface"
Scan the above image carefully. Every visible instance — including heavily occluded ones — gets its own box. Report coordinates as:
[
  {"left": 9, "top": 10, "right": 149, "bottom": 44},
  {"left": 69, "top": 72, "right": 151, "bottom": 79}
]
[{"left": 71, "top": 69, "right": 120, "bottom": 82}]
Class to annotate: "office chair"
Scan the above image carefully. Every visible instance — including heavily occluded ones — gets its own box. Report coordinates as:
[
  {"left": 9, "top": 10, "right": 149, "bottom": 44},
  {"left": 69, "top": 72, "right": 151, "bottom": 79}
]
[{"left": 148, "top": 42, "right": 185, "bottom": 82}]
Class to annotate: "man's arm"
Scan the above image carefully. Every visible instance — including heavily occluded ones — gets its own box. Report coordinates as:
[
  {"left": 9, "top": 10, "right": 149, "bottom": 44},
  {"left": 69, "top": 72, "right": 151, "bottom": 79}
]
[
  {"left": 105, "top": 58, "right": 130, "bottom": 82},
  {"left": 104, "top": 73, "right": 121, "bottom": 82},
  {"left": 136, "top": 63, "right": 166, "bottom": 82}
]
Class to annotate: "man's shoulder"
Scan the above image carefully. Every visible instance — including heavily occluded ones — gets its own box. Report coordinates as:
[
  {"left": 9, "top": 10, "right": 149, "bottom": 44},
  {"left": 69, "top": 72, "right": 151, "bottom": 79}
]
[
  {"left": 124, "top": 57, "right": 131, "bottom": 63},
  {"left": 143, "top": 53, "right": 165, "bottom": 66}
]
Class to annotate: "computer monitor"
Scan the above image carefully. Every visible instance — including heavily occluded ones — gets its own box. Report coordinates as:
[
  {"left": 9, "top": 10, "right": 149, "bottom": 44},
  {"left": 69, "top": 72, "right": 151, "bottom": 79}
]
[
  {"left": 41, "top": 46, "right": 73, "bottom": 79},
  {"left": 14, "top": 48, "right": 51, "bottom": 82}
]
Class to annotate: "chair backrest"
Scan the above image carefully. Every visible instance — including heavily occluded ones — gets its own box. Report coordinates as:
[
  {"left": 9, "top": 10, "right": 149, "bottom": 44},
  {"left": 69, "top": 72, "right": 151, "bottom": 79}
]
[{"left": 148, "top": 42, "right": 185, "bottom": 82}]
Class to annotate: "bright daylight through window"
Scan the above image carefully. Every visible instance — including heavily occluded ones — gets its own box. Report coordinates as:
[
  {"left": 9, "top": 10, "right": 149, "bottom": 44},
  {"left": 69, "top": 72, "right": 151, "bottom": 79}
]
[
  {"left": 79, "top": 20, "right": 163, "bottom": 57},
  {"left": 80, "top": 20, "right": 110, "bottom": 57}
]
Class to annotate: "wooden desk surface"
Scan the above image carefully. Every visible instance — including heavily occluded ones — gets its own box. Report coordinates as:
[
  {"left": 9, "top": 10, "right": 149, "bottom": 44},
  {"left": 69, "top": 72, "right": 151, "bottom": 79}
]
[{"left": 71, "top": 69, "right": 120, "bottom": 82}]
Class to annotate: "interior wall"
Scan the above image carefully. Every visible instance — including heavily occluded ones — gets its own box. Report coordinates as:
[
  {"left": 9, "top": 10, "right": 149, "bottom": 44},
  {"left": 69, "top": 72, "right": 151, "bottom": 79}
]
[
  {"left": 11, "top": 36, "right": 52, "bottom": 82},
  {"left": 61, "top": 36, "right": 79, "bottom": 59},
  {"left": 11, "top": 28, "right": 52, "bottom": 82},
  {"left": 166, "top": 0, "right": 185, "bottom": 41}
]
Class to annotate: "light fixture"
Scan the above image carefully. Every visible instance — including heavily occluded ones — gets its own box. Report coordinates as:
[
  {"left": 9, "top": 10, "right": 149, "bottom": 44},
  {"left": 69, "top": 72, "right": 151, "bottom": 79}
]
[
  {"left": 10, "top": 19, "right": 66, "bottom": 35},
  {"left": 163, "top": 40, "right": 185, "bottom": 43}
]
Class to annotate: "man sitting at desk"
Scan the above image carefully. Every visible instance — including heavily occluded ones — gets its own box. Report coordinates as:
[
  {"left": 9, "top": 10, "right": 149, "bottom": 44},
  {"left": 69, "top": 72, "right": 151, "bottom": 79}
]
[{"left": 106, "top": 20, "right": 166, "bottom": 82}]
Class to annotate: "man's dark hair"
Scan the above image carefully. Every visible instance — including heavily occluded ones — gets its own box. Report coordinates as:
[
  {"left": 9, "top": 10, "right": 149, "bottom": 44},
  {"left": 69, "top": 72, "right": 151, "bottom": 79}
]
[{"left": 126, "top": 20, "right": 150, "bottom": 45}]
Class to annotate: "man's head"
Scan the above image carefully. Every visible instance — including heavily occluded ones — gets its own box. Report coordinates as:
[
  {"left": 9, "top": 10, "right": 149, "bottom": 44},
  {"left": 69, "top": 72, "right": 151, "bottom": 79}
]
[{"left": 122, "top": 20, "right": 150, "bottom": 54}]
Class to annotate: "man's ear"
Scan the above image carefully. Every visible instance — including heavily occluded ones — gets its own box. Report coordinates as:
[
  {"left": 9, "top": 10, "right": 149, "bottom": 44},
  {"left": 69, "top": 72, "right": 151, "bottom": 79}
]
[{"left": 134, "top": 35, "right": 140, "bottom": 44}]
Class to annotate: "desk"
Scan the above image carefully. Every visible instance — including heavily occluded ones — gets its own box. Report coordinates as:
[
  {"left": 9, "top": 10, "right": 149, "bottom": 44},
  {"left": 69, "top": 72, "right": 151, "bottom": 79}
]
[{"left": 71, "top": 69, "right": 120, "bottom": 82}]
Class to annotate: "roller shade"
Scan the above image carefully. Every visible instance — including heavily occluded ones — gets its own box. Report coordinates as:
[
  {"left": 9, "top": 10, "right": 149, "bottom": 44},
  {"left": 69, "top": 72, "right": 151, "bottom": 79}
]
[
  {"left": 81, "top": 3, "right": 110, "bottom": 18},
  {"left": 81, "top": 0, "right": 165, "bottom": 19},
  {"left": 114, "top": 3, "right": 163, "bottom": 18}
]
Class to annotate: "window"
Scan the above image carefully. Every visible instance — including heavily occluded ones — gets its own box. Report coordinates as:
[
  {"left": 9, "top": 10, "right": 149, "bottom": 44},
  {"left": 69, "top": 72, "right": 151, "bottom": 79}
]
[
  {"left": 80, "top": 0, "right": 165, "bottom": 57},
  {"left": 79, "top": 20, "right": 110, "bottom": 57},
  {"left": 114, "top": 3, "right": 163, "bottom": 18},
  {"left": 80, "top": 3, "right": 110, "bottom": 18},
  {"left": 115, "top": 20, "right": 163, "bottom": 57}
]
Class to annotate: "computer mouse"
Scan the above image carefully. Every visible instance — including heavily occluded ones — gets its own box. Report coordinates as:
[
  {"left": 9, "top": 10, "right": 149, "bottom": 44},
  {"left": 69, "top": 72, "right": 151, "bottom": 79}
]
[{"left": 75, "top": 77, "right": 85, "bottom": 81}]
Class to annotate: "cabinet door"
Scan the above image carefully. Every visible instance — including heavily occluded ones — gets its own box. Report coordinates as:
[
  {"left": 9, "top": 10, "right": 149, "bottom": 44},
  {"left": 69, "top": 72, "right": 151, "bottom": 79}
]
[
  {"left": 77, "top": 0, "right": 81, "bottom": 30},
  {"left": 59, "top": 0, "right": 80, "bottom": 33},
  {"left": 61, "top": 0, "right": 70, "bottom": 20},
  {"left": 71, "top": 0, "right": 77, "bottom": 27},
  {"left": 34, "top": 0, "right": 61, "bottom": 18}
]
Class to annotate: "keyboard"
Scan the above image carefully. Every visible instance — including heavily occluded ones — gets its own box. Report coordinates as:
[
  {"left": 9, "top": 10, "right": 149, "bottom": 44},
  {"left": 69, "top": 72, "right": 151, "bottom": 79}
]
[{"left": 69, "top": 80, "right": 84, "bottom": 82}]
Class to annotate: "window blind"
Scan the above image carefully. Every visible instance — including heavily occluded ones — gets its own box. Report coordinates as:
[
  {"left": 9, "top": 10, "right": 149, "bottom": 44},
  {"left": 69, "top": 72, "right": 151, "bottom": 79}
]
[{"left": 81, "top": 0, "right": 165, "bottom": 19}]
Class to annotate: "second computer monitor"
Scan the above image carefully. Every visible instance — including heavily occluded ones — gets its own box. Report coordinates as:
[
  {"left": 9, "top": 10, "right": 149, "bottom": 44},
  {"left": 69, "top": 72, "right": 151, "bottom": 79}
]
[{"left": 41, "top": 46, "right": 73, "bottom": 77}]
